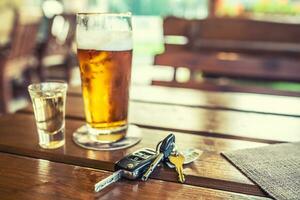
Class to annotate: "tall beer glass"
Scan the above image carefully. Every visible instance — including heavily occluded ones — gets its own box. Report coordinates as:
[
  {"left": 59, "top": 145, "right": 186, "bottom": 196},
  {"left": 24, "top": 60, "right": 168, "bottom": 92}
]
[{"left": 75, "top": 13, "right": 133, "bottom": 147}]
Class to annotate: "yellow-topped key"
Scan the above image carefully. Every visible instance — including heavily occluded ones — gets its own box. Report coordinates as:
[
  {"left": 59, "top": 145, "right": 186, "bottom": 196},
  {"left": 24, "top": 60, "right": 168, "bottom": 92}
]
[{"left": 169, "top": 153, "right": 185, "bottom": 183}]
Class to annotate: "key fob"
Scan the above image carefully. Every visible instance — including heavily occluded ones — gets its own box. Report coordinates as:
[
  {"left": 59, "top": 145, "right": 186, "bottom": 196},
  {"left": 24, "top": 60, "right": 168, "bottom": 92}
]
[{"left": 115, "top": 148, "right": 157, "bottom": 180}]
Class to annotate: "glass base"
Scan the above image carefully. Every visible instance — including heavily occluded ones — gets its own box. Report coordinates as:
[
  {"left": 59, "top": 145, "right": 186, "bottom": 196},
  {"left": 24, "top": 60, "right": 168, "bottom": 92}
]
[
  {"left": 72, "top": 124, "right": 142, "bottom": 151},
  {"left": 38, "top": 127, "right": 65, "bottom": 149},
  {"left": 87, "top": 124, "right": 128, "bottom": 143}
]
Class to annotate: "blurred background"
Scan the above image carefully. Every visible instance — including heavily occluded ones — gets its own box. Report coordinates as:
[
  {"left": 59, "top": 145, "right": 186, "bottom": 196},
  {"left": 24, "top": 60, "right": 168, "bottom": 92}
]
[{"left": 1, "top": 0, "right": 300, "bottom": 114}]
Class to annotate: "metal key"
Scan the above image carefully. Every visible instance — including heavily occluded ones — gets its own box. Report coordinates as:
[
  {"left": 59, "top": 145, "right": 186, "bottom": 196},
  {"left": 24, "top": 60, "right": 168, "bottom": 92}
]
[
  {"left": 95, "top": 170, "right": 123, "bottom": 192},
  {"left": 141, "top": 134, "right": 175, "bottom": 181},
  {"left": 168, "top": 153, "right": 185, "bottom": 183},
  {"left": 165, "top": 148, "right": 202, "bottom": 168}
]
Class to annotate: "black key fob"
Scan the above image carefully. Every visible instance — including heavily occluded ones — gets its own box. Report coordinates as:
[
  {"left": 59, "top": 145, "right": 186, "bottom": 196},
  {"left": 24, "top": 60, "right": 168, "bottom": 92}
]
[{"left": 115, "top": 148, "right": 157, "bottom": 180}]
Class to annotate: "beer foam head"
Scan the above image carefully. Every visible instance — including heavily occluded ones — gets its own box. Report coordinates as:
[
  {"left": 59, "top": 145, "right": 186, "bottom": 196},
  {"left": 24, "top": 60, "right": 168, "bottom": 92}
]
[{"left": 77, "top": 29, "right": 133, "bottom": 51}]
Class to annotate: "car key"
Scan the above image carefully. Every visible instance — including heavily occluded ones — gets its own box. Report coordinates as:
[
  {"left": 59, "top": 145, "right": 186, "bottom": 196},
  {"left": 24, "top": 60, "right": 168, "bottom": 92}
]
[
  {"left": 95, "top": 148, "right": 157, "bottom": 192},
  {"left": 141, "top": 134, "right": 175, "bottom": 181}
]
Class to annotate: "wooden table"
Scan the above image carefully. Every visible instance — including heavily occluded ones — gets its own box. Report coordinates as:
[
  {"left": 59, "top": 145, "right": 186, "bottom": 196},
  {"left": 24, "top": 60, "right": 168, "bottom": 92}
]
[{"left": 1, "top": 84, "right": 300, "bottom": 199}]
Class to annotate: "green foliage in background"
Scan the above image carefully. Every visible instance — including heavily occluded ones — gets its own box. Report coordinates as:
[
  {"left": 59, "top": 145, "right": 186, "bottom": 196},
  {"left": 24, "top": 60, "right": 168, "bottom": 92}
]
[
  {"left": 218, "top": 0, "right": 300, "bottom": 16},
  {"left": 234, "top": 79, "right": 300, "bottom": 92},
  {"left": 108, "top": 0, "right": 166, "bottom": 15},
  {"left": 106, "top": 0, "right": 208, "bottom": 18},
  {"left": 253, "top": 0, "right": 300, "bottom": 15}
]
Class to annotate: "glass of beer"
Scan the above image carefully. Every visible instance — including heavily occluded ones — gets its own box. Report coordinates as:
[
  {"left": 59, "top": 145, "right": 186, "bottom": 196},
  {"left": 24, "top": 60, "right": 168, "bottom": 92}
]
[
  {"left": 74, "top": 12, "right": 137, "bottom": 150},
  {"left": 28, "top": 82, "right": 68, "bottom": 149}
]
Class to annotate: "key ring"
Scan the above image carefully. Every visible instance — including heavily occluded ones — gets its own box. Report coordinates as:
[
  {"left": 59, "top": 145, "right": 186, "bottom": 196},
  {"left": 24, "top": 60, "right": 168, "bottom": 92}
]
[{"left": 156, "top": 140, "right": 162, "bottom": 152}]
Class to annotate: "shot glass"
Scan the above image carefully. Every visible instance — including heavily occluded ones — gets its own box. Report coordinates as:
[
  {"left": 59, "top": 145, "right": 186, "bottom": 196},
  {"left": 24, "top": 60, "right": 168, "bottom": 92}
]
[{"left": 28, "top": 82, "right": 68, "bottom": 149}]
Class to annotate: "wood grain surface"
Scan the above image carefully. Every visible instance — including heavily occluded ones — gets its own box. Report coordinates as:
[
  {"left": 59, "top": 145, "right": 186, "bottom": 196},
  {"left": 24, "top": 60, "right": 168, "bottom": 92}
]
[
  {"left": 4, "top": 86, "right": 298, "bottom": 199},
  {"left": 0, "top": 113, "right": 270, "bottom": 196},
  {"left": 21, "top": 96, "right": 300, "bottom": 143},
  {"left": 0, "top": 153, "right": 271, "bottom": 200},
  {"left": 68, "top": 85, "right": 300, "bottom": 117}
]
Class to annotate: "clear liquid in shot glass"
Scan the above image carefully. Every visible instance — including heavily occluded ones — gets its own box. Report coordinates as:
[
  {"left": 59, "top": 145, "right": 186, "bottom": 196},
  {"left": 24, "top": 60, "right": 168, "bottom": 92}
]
[{"left": 29, "top": 83, "right": 67, "bottom": 149}]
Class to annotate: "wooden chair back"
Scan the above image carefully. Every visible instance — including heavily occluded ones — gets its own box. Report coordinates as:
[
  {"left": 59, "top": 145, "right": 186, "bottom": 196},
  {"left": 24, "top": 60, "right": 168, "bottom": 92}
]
[
  {"left": 8, "top": 23, "right": 39, "bottom": 60},
  {"left": 189, "top": 18, "right": 300, "bottom": 55},
  {"left": 0, "top": 13, "right": 40, "bottom": 113},
  {"left": 163, "top": 16, "right": 194, "bottom": 36},
  {"left": 162, "top": 16, "right": 196, "bottom": 52}
]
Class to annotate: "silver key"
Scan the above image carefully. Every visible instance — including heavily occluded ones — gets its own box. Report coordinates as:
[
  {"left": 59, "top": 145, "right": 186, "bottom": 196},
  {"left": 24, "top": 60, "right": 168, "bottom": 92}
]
[
  {"left": 141, "top": 153, "right": 164, "bottom": 181},
  {"left": 141, "top": 134, "right": 175, "bottom": 181},
  {"left": 94, "top": 170, "right": 123, "bottom": 192}
]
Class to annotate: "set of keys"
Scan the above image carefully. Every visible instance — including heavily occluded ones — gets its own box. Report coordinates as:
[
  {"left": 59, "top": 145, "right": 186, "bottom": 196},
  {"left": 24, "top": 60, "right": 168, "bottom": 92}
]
[
  {"left": 95, "top": 134, "right": 201, "bottom": 192},
  {"left": 141, "top": 134, "right": 185, "bottom": 183}
]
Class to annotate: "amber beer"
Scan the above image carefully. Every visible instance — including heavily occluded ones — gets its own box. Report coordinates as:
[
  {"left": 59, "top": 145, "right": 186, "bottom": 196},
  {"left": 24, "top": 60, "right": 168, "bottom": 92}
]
[
  {"left": 77, "top": 48, "right": 132, "bottom": 142},
  {"left": 74, "top": 13, "right": 135, "bottom": 150}
]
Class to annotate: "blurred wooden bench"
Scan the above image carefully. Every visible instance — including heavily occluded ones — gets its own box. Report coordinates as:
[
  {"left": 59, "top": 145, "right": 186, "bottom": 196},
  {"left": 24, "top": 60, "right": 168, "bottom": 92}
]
[
  {"left": 152, "top": 76, "right": 300, "bottom": 97},
  {"left": 155, "top": 51, "right": 300, "bottom": 82},
  {"left": 162, "top": 16, "right": 195, "bottom": 52},
  {"left": 154, "top": 17, "right": 300, "bottom": 94},
  {"left": 0, "top": 10, "right": 39, "bottom": 113},
  {"left": 188, "top": 17, "right": 300, "bottom": 56}
]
